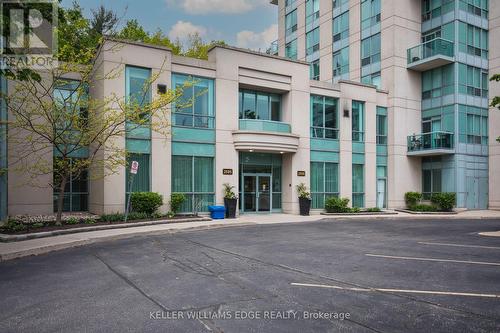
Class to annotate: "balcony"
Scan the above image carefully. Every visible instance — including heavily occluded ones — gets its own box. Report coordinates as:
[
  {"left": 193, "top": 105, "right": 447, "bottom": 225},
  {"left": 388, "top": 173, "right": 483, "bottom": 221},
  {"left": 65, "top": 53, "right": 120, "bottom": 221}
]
[
  {"left": 407, "top": 131, "right": 455, "bottom": 156},
  {"left": 407, "top": 38, "right": 454, "bottom": 71},
  {"left": 233, "top": 119, "right": 299, "bottom": 153},
  {"left": 266, "top": 40, "right": 279, "bottom": 56}
]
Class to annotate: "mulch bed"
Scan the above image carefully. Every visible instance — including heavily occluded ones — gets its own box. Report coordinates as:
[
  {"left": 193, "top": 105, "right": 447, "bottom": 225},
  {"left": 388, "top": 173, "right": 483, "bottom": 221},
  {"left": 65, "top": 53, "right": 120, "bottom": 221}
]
[{"left": 0, "top": 215, "right": 201, "bottom": 235}]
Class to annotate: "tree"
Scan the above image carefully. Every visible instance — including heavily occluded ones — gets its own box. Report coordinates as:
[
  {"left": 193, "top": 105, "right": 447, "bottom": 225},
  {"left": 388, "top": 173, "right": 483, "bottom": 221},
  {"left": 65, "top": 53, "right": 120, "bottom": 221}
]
[
  {"left": 89, "top": 5, "right": 120, "bottom": 38},
  {"left": 2, "top": 33, "right": 186, "bottom": 224},
  {"left": 491, "top": 74, "right": 500, "bottom": 142},
  {"left": 182, "top": 33, "right": 226, "bottom": 60}
]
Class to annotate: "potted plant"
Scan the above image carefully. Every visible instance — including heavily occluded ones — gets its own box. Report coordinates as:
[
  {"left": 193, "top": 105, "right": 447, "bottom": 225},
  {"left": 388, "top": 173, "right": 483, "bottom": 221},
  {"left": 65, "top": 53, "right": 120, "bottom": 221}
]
[
  {"left": 223, "top": 183, "right": 238, "bottom": 218},
  {"left": 296, "top": 183, "right": 312, "bottom": 216}
]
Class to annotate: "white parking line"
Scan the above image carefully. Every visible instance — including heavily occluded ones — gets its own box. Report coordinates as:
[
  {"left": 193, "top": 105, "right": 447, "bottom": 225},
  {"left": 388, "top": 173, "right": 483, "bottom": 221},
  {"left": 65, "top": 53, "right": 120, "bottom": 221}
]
[
  {"left": 365, "top": 254, "right": 500, "bottom": 266},
  {"left": 418, "top": 241, "right": 500, "bottom": 250},
  {"left": 290, "top": 283, "right": 500, "bottom": 298}
]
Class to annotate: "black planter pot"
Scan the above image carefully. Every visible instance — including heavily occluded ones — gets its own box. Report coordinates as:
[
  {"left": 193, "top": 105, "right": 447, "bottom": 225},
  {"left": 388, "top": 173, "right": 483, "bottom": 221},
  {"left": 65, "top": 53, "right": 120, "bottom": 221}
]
[
  {"left": 224, "top": 198, "right": 238, "bottom": 218},
  {"left": 299, "top": 197, "right": 312, "bottom": 216}
]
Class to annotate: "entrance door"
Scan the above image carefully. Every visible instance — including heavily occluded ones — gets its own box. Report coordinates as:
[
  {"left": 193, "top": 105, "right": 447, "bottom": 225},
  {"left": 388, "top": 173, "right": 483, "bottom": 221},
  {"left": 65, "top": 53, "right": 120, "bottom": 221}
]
[
  {"left": 376, "top": 179, "right": 386, "bottom": 209},
  {"left": 242, "top": 174, "right": 272, "bottom": 213}
]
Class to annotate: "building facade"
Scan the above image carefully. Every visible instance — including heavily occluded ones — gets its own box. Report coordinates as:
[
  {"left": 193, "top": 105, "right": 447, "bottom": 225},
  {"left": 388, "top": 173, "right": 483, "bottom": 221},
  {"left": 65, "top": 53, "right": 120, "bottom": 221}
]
[
  {"left": 273, "top": 0, "right": 498, "bottom": 209},
  {"left": 2, "top": 0, "right": 500, "bottom": 219}
]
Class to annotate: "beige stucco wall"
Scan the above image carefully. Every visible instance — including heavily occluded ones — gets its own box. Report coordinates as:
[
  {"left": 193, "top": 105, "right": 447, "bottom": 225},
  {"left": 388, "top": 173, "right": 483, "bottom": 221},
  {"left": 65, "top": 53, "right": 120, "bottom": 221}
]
[{"left": 489, "top": 1, "right": 500, "bottom": 209}]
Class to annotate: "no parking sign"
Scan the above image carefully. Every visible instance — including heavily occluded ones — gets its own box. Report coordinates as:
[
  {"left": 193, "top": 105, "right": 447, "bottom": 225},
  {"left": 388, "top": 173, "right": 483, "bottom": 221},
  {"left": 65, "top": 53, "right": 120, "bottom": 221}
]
[{"left": 130, "top": 161, "right": 139, "bottom": 174}]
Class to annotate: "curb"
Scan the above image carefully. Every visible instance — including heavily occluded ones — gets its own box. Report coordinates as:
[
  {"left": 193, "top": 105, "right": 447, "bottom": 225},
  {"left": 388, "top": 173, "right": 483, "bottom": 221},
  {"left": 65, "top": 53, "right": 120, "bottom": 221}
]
[
  {"left": 394, "top": 209, "right": 458, "bottom": 215},
  {"left": 321, "top": 212, "right": 398, "bottom": 216},
  {"left": 0, "top": 222, "right": 256, "bottom": 262},
  {"left": 0, "top": 217, "right": 213, "bottom": 243}
]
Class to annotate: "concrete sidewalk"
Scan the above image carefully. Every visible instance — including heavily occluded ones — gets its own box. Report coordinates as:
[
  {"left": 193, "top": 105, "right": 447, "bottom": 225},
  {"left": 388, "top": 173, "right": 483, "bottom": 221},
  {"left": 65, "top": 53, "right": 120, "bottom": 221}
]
[{"left": 1, "top": 210, "right": 500, "bottom": 261}]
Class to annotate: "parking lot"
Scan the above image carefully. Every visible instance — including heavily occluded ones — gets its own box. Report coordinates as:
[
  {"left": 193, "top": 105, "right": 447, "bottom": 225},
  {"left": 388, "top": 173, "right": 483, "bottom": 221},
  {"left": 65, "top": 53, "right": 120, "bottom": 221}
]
[{"left": 1, "top": 218, "right": 499, "bottom": 332}]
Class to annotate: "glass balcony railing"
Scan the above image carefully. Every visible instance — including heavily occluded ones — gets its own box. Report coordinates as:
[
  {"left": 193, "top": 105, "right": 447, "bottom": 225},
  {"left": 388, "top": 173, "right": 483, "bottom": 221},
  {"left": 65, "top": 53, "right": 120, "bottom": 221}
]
[
  {"left": 407, "top": 131, "right": 454, "bottom": 153},
  {"left": 239, "top": 119, "right": 291, "bottom": 133},
  {"left": 266, "top": 40, "right": 279, "bottom": 56},
  {"left": 407, "top": 38, "right": 454, "bottom": 66}
]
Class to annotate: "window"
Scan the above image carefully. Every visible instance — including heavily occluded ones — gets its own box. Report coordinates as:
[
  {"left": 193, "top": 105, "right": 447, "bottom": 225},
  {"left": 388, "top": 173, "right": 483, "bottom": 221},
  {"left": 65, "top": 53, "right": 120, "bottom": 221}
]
[
  {"left": 459, "top": 0, "right": 489, "bottom": 19},
  {"left": 361, "top": 0, "right": 381, "bottom": 30},
  {"left": 311, "top": 95, "right": 339, "bottom": 139},
  {"left": 458, "top": 22, "right": 488, "bottom": 59},
  {"left": 126, "top": 66, "right": 151, "bottom": 121},
  {"left": 172, "top": 156, "right": 214, "bottom": 213},
  {"left": 53, "top": 158, "right": 89, "bottom": 212},
  {"left": 361, "top": 71, "right": 381, "bottom": 88},
  {"left": 286, "top": 0, "right": 297, "bottom": 7},
  {"left": 458, "top": 105, "right": 488, "bottom": 144},
  {"left": 285, "top": 39, "right": 298, "bottom": 60},
  {"left": 352, "top": 164, "right": 365, "bottom": 208},
  {"left": 306, "top": 28, "right": 320, "bottom": 56},
  {"left": 239, "top": 90, "right": 281, "bottom": 121},
  {"left": 422, "top": 64, "right": 454, "bottom": 99},
  {"left": 310, "top": 60, "right": 320, "bottom": 80},
  {"left": 458, "top": 64, "right": 488, "bottom": 98},
  {"left": 333, "top": 11, "right": 349, "bottom": 42},
  {"left": 423, "top": 167, "right": 442, "bottom": 199},
  {"left": 361, "top": 33, "right": 381, "bottom": 67},
  {"left": 311, "top": 162, "right": 339, "bottom": 209},
  {"left": 333, "top": 0, "right": 349, "bottom": 9},
  {"left": 172, "top": 74, "right": 215, "bottom": 128},
  {"left": 376, "top": 107, "right": 387, "bottom": 145},
  {"left": 422, "top": 0, "right": 455, "bottom": 21},
  {"left": 286, "top": 10, "right": 298, "bottom": 36},
  {"left": 333, "top": 46, "right": 349, "bottom": 78},
  {"left": 305, "top": 0, "right": 320, "bottom": 27},
  {"left": 54, "top": 79, "right": 88, "bottom": 130},
  {"left": 352, "top": 101, "right": 365, "bottom": 142},
  {"left": 126, "top": 153, "right": 150, "bottom": 197}
]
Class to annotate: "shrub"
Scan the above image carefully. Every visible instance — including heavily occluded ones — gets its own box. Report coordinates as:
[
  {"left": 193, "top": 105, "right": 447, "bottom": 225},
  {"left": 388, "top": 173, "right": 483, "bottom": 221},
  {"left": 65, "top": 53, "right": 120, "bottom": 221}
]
[
  {"left": 366, "top": 207, "right": 381, "bottom": 212},
  {"left": 170, "top": 193, "right": 186, "bottom": 214},
  {"left": 127, "top": 212, "right": 149, "bottom": 221},
  {"left": 409, "top": 204, "right": 437, "bottom": 212},
  {"left": 350, "top": 207, "right": 361, "bottom": 213},
  {"left": 99, "top": 213, "right": 125, "bottom": 223},
  {"left": 325, "top": 197, "right": 351, "bottom": 213},
  {"left": 65, "top": 217, "right": 80, "bottom": 225},
  {"left": 405, "top": 192, "right": 422, "bottom": 208},
  {"left": 1, "top": 219, "right": 27, "bottom": 233},
  {"left": 430, "top": 192, "right": 456, "bottom": 212},
  {"left": 130, "top": 192, "right": 163, "bottom": 215}
]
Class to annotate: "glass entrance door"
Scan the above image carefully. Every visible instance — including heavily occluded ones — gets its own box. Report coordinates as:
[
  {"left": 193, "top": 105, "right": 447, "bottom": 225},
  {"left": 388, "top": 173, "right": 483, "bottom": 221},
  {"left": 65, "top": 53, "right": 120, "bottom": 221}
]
[{"left": 242, "top": 174, "right": 272, "bottom": 213}]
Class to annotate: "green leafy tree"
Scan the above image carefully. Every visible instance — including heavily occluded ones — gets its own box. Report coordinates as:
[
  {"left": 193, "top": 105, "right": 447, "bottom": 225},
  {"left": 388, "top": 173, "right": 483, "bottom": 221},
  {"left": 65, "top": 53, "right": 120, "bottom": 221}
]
[{"left": 182, "top": 33, "right": 226, "bottom": 60}]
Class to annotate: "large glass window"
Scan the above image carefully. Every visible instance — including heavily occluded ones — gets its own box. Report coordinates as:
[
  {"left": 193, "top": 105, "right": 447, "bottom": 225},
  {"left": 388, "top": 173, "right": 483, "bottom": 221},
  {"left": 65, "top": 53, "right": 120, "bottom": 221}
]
[
  {"left": 286, "top": 0, "right": 297, "bottom": 7},
  {"left": 376, "top": 107, "right": 387, "bottom": 145},
  {"left": 311, "top": 95, "right": 339, "bottom": 139},
  {"left": 285, "top": 39, "right": 298, "bottom": 60},
  {"left": 126, "top": 153, "right": 150, "bottom": 196},
  {"left": 126, "top": 66, "right": 151, "bottom": 108},
  {"left": 423, "top": 168, "right": 442, "bottom": 199},
  {"left": 422, "top": 64, "right": 454, "bottom": 99},
  {"left": 352, "top": 164, "right": 365, "bottom": 208},
  {"left": 306, "top": 28, "right": 320, "bottom": 56},
  {"left": 361, "top": 0, "right": 381, "bottom": 30},
  {"left": 458, "top": 22, "right": 488, "bottom": 59},
  {"left": 172, "top": 156, "right": 214, "bottom": 212},
  {"left": 333, "top": 46, "right": 349, "bottom": 78},
  {"left": 458, "top": 64, "right": 488, "bottom": 98},
  {"left": 458, "top": 104, "right": 488, "bottom": 144},
  {"left": 361, "top": 71, "right": 381, "bottom": 88},
  {"left": 172, "top": 74, "right": 215, "bottom": 128},
  {"left": 239, "top": 90, "right": 281, "bottom": 121},
  {"left": 333, "top": 11, "right": 349, "bottom": 42},
  {"left": 361, "top": 33, "right": 381, "bottom": 67},
  {"left": 352, "top": 101, "right": 365, "bottom": 142},
  {"left": 286, "top": 10, "right": 298, "bottom": 36},
  {"left": 311, "top": 162, "right": 339, "bottom": 209},
  {"left": 53, "top": 158, "right": 89, "bottom": 212},
  {"left": 333, "top": 0, "right": 349, "bottom": 9},
  {"left": 459, "top": 0, "right": 489, "bottom": 19},
  {"left": 305, "top": 0, "right": 320, "bottom": 27},
  {"left": 310, "top": 60, "right": 320, "bottom": 80},
  {"left": 422, "top": 0, "right": 455, "bottom": 21}
]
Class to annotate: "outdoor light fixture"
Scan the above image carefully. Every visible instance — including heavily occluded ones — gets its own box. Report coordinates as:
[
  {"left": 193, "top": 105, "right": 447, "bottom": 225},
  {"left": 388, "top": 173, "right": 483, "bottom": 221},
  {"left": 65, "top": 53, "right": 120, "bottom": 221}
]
[{"left": 157, "top": 84, "right": 167, "bottom": 94}]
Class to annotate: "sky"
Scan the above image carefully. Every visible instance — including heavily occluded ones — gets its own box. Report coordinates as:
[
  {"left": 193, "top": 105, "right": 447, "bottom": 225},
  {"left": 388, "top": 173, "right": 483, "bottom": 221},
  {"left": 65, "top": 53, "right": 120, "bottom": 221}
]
[{"left": 61, "top": 0, "right": 278, "bottom": 51}]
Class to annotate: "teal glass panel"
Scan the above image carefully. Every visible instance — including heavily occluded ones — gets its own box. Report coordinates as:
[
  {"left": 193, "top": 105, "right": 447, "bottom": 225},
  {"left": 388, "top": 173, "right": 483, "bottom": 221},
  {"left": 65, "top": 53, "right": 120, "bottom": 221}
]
[
  {"left": 172, "top": 156, "right": 192, "bottom": 192},
  {"left": 333, "top": 46, "right": 349, "bottom": 77},
  {"left": 407, "top": 38, "right": 454, "bottom": 65},
  {"left": 126, "top": 153, "right": 150, "bottom": 193},
  {"left": 352, "top": 142, "right": 365, "bottom": 154},
  {"left": 240, "top": 152, "right": 282, "bottom": 166},
  {"left": 376, "top": 145, "right": 387, "bottom": 156},
  {"left": 194, "top": 157, "right": 214, "bottom": 192},
  {"left": 377, "top": 166, "right": 387, "bottom": 178},
  {"left": 239, "top": 89, "right": 281, "bottom": 121},
  {"left": 306, "top": 28, "right": 320, "bottom": 55},
  {"left": 310, "top": 139, "right": 340, "bottom": 152},
  {"left": 376, "top": 155, "right": 387, "bottom": 166},
  {"left": 126, "top": 123, "right": 151, "bottom": 140},
  {"left": 126, "top": 139, "right": 152, "bottom": 154},
  {"left": 172, "top": 127, "right": 216, "bottom": 143},
  {"left": 310, "top": 151, "right": 339, "bottom": 163},
  {"left": 352, "top": 101, "right": 365, "bottom": 142},
  {"left": 352, "top": 153, "right": 365, "bottom": 164},
  {"left": 172, "top": 142, "right": 215, "bottom": 157},
  {"left": 126, "top": 66, "right": 151, "bottom": 106},
  {"left": 285, "top": 39, "right": 298, "bottom": 60},
  {"left": 352, "top": 164, "right": 364, "bottom": 208},
  {"left": 238, "top": 119, "right": 291, "bottom": 133},
  {"left": 310, "top": 95, "right": 339, "bottom": 139}
]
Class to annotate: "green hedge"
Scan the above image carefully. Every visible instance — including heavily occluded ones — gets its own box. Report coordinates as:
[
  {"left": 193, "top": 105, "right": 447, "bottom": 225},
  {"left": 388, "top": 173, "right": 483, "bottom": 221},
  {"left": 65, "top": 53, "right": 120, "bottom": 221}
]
[
  {"left": 430, "top": 192, "right": 456, "bottom": 212},
  {"left": 130, "top": 192, "right": 163, "bottom": 215},
  {"left": 404, "top": 192, "right": 422, "bottom": 208},
  {"left": 170, "top": 193, "right": 186, "bottom": 214}
]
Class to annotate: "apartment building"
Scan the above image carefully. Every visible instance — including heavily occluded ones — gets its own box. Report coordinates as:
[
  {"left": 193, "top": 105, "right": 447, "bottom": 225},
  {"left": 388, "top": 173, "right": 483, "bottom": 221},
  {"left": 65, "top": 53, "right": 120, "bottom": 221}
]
[
  {"left": 273, "top": 0, "right": 499, "bottom": 209},
  {"left": 1, "top": 0, "right": 499, "bottom": 220}
]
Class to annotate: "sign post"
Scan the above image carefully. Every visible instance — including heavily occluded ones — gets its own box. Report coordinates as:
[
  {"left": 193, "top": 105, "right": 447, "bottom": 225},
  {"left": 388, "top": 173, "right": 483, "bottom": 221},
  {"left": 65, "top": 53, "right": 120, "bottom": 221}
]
[{"left": 124, "top": 161, "right": 139, "bottom": 223}]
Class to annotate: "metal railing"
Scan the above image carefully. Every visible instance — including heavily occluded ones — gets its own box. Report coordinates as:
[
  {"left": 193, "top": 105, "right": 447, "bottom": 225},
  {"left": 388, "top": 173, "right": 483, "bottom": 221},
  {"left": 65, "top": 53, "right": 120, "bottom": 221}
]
[
  {"left": 266, "top": 40, "right": 279, "bottom": 56},
  {"left": 407, "top": 131, "right": 454, "bottom": 152},
  {"left": 407, "top": 38, "right": 454, "bottom": 65}
]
